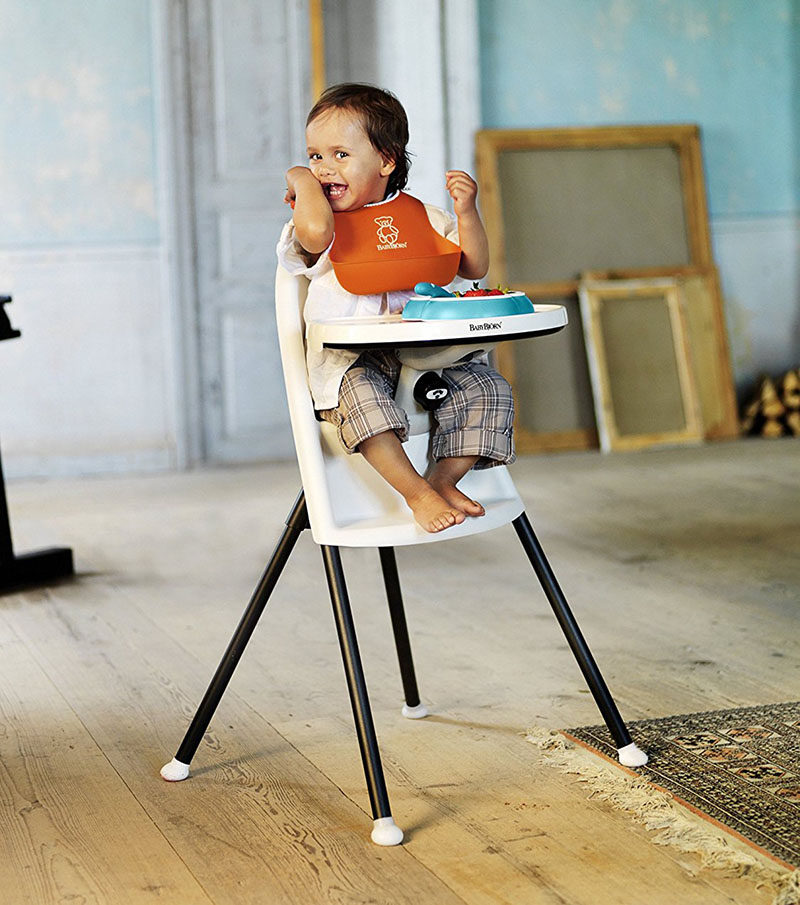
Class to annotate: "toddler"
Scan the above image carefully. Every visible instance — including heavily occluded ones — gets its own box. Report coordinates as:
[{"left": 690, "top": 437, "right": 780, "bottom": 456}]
[{"left": 278, "top": 83, "right": 515, "bottom": 533}]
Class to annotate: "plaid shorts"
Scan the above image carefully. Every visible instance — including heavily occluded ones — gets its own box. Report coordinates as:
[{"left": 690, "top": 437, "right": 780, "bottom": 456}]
[{"left": 319, "top": 349, "right": 515, "bottom": 469}]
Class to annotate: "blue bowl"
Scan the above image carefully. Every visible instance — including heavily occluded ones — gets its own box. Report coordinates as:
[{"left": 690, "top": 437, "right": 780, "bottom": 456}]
[{"left": 402, "top": 291, "right": 534, "bottom": 320}]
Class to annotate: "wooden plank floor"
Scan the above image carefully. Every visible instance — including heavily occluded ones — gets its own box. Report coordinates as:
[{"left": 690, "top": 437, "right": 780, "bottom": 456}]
[{"left": 1, "top": 437, "right": 798, "bottom": 904}]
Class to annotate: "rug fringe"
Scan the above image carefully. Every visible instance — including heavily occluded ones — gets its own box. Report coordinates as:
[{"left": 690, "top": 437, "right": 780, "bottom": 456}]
[
  {"left": 774, "top": 871, "right": 800, "bottom": 905},
  {"left": 525, "top": 727, "right": 800, "bottom": 905}
]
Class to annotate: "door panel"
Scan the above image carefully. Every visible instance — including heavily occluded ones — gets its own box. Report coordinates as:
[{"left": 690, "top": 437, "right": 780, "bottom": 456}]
[{"left": 186, "top": 0, "right": 309, "bottom": 462}]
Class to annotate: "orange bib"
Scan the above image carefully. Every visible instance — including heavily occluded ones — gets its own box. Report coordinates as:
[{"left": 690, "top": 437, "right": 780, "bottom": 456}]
[{"left": 329, "top": 192, "right": 461, "bottom": 295}]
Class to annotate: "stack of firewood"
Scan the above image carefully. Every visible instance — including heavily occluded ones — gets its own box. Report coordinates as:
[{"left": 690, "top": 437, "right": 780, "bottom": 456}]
[{"left": 741, "top": 369, "right": 800, "bottom": 437}]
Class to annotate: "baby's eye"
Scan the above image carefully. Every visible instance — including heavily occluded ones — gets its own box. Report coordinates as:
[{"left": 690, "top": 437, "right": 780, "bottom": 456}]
[
  {"left": 308, "top": 153, "right": 322, "bottom": 162},
  {"left": 335, "top": 151, "right": 348, "bottom": 160}
]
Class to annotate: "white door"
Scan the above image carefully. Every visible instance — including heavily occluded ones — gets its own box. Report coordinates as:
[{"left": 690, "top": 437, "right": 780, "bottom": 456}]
[{"left": 184, "top": 0, "right": 310, "bottom": 463}]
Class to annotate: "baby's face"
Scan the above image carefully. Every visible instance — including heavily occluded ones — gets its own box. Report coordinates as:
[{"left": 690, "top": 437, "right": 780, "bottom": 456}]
[{"left": 306, "top": 108, "right": 395, "bottom": 212}]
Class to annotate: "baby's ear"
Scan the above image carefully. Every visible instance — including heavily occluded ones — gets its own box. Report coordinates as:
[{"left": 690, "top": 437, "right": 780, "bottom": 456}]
[{"left": 380, "top": 156, "right": 396, "bottom": 177}]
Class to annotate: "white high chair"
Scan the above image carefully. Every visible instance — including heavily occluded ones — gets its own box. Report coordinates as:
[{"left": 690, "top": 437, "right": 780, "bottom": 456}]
[{"left": 160, "top": 265, "right": 647, "bottom": 846}]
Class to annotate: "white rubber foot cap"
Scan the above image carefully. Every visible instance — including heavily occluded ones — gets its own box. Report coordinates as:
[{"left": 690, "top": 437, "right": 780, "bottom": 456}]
[
  {"left": 402, "top": 702, "right": 428, "bottom": 719},
  {"left": 160, "top": 758, "right": 190, "bottom": 781},
  {"left": 371, "top": 816, "right": 404, "bottom": 846},
  {"left": 617, "top": 742, "right": 648, "bottom": 767}
]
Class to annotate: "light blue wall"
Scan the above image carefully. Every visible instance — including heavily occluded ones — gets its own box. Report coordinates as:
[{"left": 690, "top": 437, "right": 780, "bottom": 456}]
[
  {"left": 0, "top": 0, "right": 158, "bottom": 246},
  {"left": 0, "top": 1, "right": 174, "bottom": 481},
  {"left": 478, "top": 0, "right": 800, "bottom": 392},
  {"left": 793, "top": 0, "right": 800, "bottom": 209},
  {"left": 479, "top": 0, "right": 796, "bottom": 218}
]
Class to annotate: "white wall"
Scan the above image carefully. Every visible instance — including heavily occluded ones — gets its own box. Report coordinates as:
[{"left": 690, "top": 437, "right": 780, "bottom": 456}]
[
  {"left": 323, "top": 0, "right": 480, "bottom": 211},
  {"left": 0, "top": 0, "right": 179, "bottom": 478},
  {"left": 713, "top": 215, "right": 800, "bottom": 387},
  {"left": 0, "top": 246, "right": 176, "bottom": 476}
]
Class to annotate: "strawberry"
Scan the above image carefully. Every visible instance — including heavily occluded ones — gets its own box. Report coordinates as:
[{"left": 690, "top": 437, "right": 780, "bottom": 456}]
[{"left": 461, "top": 283, "right": 507, "bottom": 297}]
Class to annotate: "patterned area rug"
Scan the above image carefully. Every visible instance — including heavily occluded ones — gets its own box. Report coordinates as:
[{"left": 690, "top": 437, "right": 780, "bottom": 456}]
[{"left": 567, "top": 701, "right": 800, "bottom": 869}]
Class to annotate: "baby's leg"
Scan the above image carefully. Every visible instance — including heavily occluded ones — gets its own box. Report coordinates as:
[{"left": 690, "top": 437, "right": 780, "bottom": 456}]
[
  {"left": 430, "top": 362, "right": 516, "bottom": 516},
  {"left": 427, "top": 455, "right": 485, "bottom": 517},
  {"left": 359, "top": 431, "right": 465, "bottom": 533},
  {"left": 322, "top": 354, "right": 464, "bottom": 533}
]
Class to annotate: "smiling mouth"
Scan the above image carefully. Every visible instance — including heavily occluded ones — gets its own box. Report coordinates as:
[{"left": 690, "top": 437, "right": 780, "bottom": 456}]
[{"left": 323, "top": 183, "right": 347, "bottom": 200}]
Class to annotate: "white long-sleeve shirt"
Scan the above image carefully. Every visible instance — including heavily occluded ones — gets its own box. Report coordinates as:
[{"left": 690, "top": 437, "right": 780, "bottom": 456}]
[{"left": 276, "top": 192, "right": 460, "bottom": 410}]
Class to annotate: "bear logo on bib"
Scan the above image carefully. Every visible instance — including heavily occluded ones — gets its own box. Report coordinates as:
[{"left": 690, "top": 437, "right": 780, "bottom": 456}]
[{"left": 374, "top": 216, "right": 399, "bottom": 247}]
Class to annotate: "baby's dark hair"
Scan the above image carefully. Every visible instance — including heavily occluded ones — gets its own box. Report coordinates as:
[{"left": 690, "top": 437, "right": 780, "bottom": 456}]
[{"left": 307, "top": 83, "right": 411, "bottom": 196}]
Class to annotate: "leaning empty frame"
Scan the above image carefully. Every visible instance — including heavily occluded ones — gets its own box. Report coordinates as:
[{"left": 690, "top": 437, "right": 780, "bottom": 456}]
[
  {"left": 476, "top": 124, "right": 713, "bottom": 297},
  {"left": 579, "top": 279, "right": 703, "bottom": 452},
  {"left": 476, "top": 124, "right": 739, "bottom": 451}
]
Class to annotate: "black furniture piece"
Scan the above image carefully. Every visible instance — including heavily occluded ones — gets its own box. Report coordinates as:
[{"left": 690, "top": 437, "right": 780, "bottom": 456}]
[{"left": 0, "top": 296, "right": 74, "bottom": 592}]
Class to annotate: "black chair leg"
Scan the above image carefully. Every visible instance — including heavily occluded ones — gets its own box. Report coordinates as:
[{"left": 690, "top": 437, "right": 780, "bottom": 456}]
[
  {"left": 513, "top": 511, "right": 647, "bottom": 766},
  {"left": 160, "top": 491, "right": 309, "bottom": 781},
  {"left": 321, "top": 544, "right": 404, "bottom": 845},
  {"left": 378, "top": 547, "right": 427, "bottom": 718}
]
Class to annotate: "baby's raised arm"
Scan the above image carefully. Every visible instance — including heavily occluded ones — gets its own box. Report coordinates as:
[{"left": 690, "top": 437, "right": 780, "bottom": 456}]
[
  {"left": 445, "top": 170, "right": 490, "bottom": 281},
  {"left": 285, "top": 166, "right": 335, "bottom": 254}
]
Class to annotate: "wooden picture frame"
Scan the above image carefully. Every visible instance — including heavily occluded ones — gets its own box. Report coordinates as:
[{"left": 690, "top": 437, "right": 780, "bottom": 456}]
[
  {"left": 679, "top": 268, "right": 739, "bottom": 440},
  {"left": 494, "top": 295, "right": 599, "bottom": 452},
  {"left": 579, "top": 278, "right": 703, "bottom": 452},
  {"left": 475, "top": 124, "right": 738, "bottom": 451},
  {"left": 309, "top": 0, "right": 326, "bottom": 100},
  {"left": 476, "top": 124, "right": 713, "bottom": 297}
]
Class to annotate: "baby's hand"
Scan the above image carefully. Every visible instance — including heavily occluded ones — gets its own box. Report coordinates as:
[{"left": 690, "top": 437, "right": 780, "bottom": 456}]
[
  {"left": 285, "top": 165, "right": 319, "bottom": 205},
  {"left": 445, "top": 170, "right": 479, "bottom": 217}
]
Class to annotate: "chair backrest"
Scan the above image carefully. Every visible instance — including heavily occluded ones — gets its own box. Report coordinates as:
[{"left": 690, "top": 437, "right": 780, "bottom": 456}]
[{"left": 275, "top": 264, "right": 524, "bottom": 547}]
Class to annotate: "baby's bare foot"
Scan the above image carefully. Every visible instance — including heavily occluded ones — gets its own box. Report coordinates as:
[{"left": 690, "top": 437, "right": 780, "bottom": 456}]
[
  {"left": 407, "top": 485, "right": 466, "bottom": 533},
  {"left": 428, "top": 476, "right": 485, "bottom": 518}
]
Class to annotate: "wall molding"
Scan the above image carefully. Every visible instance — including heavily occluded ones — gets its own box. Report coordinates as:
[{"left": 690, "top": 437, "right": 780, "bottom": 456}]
[
  {"left": 0, "top": 242, "right": 178, "bottom": 479},
  {"left": 0, "top": 244, "right": 159, "bottom": 263},
  {"left": 711, "top": 212, "right": 800, "bottom": 235},
  {"left": 442, "top": 0, "right": 481, "bottom": 174},
  {"left": 4, "top": 449, "right": 175, "bottom": 481},
  {"left": 152, "top": 0, "right": 204, "bottom": 469}
]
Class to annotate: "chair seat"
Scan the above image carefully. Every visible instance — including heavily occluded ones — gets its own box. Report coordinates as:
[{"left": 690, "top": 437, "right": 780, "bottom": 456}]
[
  {"left": 322, "top": 500, "right": 523, "bottom": 546},
  {"left": 276, "top": 266, "right": 525, "bottom": 548},
  {"left": 307, "top": 424, "right": 523, "bottom": 546}
]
